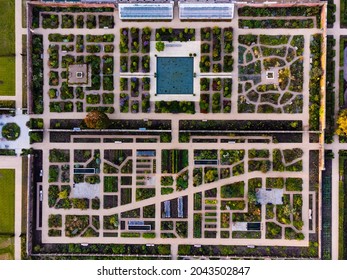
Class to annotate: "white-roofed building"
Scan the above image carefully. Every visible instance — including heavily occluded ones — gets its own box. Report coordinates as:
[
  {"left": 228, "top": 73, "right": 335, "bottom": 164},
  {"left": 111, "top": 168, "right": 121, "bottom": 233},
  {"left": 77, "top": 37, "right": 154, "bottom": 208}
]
[
  {"left": 178, "top": 3, "right": 234, "bottom": 20},
  {"left": 256, "top": 188, "right": 284, "bottom": 205},
  {"left": 118, "top": 3, "right": 174, "bottom": 20}
]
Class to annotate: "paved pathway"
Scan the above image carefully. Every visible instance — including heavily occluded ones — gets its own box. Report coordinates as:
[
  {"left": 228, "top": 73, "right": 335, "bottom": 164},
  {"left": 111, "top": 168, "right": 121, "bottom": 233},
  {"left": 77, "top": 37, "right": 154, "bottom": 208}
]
[
  {"left": 10, "top": 0, "right": 28, "bottom": 260},
  {"left": 30, "top": 4, "right": 321, "bottom": 253},
  {"left": 324, "top": 0, "right": 347, "bottom": 260}
]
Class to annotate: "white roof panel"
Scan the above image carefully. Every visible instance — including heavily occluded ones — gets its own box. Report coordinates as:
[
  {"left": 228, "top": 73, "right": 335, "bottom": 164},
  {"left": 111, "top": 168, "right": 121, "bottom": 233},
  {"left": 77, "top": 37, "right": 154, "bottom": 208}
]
[
  {"left": 179, "top": 3, "right": 234, "bottom": 19},
  {"left": 119, "top": 3, "right": 174, "bottom": 20}
]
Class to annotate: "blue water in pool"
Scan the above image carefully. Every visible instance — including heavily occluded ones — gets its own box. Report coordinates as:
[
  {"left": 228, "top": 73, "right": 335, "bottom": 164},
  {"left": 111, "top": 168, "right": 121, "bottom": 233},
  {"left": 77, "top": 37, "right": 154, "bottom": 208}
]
[{"left": 156, "top": 57, "right": 194, "bottom": 95}]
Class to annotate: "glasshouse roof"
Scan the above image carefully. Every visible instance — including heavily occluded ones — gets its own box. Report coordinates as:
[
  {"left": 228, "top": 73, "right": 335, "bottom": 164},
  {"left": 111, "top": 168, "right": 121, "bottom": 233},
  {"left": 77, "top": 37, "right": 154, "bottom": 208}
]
[
  {"left": 119, "top": 3, "right": 174, "bottom": 20},
  {"left": 178, "top": 3, "right": 234, "bottom": 19}
]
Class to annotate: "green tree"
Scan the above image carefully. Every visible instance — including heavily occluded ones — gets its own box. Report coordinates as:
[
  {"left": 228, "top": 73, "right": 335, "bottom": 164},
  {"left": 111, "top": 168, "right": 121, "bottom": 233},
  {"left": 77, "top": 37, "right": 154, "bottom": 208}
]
[
  {"left": 110, "top": 215, "right": 118, "bottom": 227},
  {"left": 179, "top": 133, "right": 190, "bottom": 143},
  {"left": 160, "top": 133, "right": 171, "bottom": 143},
  {"left": 248, "top": 191, "right": 257, "bottom": 204},
  {"left": 1, "top": 123, "right": 20, "bottom": 140},
  {"left": 155, "top": 41, "right": 165, "bottom": 52}
]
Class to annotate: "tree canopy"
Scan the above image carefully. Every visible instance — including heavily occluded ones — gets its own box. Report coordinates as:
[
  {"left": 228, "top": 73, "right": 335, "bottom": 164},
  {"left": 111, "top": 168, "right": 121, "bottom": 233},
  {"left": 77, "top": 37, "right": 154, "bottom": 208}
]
[
  {"left": 84, "top": 111, "right": 110, "bottom": 129},
  {"left": 155, "top": 41, "right": 165, "bottom": 52},
  {"left": 336, "top": 109, "right": 347, "bottom": 136}
]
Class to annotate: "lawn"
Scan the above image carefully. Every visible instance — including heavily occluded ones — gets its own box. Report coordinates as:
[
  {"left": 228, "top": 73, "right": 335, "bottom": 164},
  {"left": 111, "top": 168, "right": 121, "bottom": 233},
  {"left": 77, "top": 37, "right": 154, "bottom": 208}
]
[
  {"left": 0, "top": 0, "right": 15, "bottom": 96},
  {"left": 0, "top": 57, "right": 15, "bottom": 96},
  {"left": 0, "top": 0, "right": 15, "bottom": 56},
  {"left": 0, "top": 236, "right": 14, "bottom": 260},
  {"left": 0, "top": 169, "right": 15, "bottom": 234},
  {"left": 0, "top": 0, "right": 15, "bottom": 95},
  {"left": 0, "top": 169, "right": 15, "bottom": 260}
]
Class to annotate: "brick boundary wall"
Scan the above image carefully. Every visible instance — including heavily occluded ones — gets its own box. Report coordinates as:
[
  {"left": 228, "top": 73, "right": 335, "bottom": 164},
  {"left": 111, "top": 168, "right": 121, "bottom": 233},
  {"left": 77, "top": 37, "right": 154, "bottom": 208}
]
[
  {"left": 24, "top": 1, "right": 327, "bottom": 259},
  {"left": 26, "top": 3, "right": 33, "bottom": 115},
  {"left": 319, "top": 2, "right": 328, "bottom": 260},
  {"left": 29, "top": 253, "right": 172, "bottom": 258},
  {"left": 26, "top": 155, "right": 35, "bottom": 256}
]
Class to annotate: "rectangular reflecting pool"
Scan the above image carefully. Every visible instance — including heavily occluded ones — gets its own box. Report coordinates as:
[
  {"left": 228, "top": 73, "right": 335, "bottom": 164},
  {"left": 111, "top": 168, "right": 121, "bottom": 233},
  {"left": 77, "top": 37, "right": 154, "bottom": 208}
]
[{"left": 156, "top": 57, "right": 194, "bottom": 95}]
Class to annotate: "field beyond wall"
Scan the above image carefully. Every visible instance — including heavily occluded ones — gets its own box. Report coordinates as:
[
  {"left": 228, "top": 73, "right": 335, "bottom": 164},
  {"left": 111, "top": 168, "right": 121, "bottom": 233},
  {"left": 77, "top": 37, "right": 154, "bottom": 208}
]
[
  {"left": 0, "top": 0, "right": 15, "bottom": 96},
  {"left": 0, "top": 169, "right": 15, "bottom": 259}
]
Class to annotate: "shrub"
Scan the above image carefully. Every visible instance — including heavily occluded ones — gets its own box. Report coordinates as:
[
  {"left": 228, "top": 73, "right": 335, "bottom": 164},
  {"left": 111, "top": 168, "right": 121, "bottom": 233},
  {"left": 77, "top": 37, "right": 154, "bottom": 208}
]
[
  {"left": 161, "top": 176, "right": 174, "bottom": 186},
  {"left": 176, "top": 221, "right": 188, "bottom": 238},
  {"left": 1, "top": 123, "right": 20, "bottom": 140},
  {"left": 161, "top": 187, "right": 174, "bottom": 195},
  {"left": 76, "top": 15, "right": 84, "bottom": 28},
  {"left": 212, "top": 92, "right": 221, "bottom": 113},
  {"left": 29, "top": 132, "right": 43, "bottom": 144},
  {"left": 120, "top": 28, "right": 129, "bottom": 53},
  {"left": 130, "top": 56, "right": 139, "bottom": 73},
  {"left": 135, "top": 188, "right": 155, "bottom": 202},
  {"left": 103, "top": 214, "right": 119, "bottom": 230},
  {"left": 204, "top": 168, "right": 218, "bottom": 183},
  {"left": 65, "top": 215, "right": 89, "bottom": 237},
  {"left": 103, "top": 76, "right": 114, "bottom": 91},
  {"left": 156, "top": 41, "right": 165, "bottom": 52},
  {"left": 61, "top": 14, "right": 74, "bottom": 29},
  {"left": 42, "top": 14, "right": 59, "bottom": 29},
  {"left": 49, "top": 149, "right": 70, "bottom": 162},
  {"left": 99, "top": 15, "right": 114, "bottom": 28},
  {"left": 86, "top": 94, "right": 100, "bottom": 104},
  {"left": 266, "top": 177, "right": 284, "bottom": 189},
  {"left": 285, "top": 227, "right": 304, "bottom": 240},
  {"left": 85, "top": 175, "right": 100, "bottom": 184},
  {"left": 120, "top": 93, "right": 129, "bottom": 112},
  {"left": 239, "top": 19, "right": 314, "bottom": 29},
  {"left": 143, "top": 233, "right": 156, "bottom": 239},
  {"left": 71, "top": 198, "right": 89, "bottom": 210},
  {"left": 48, "top": 185, "right": 59, "bottom": 207},
  {"left": 102, "top": 93, "right": 114, "bottom": 105},
  {"left": 86, "top": 15, "right": 96, "bottom": 29},
  {"left": 221, "top": 181, "right": 244, "bottom": 198},
  {"left": 176, "top": 170, "right": 189, "bottom": 191},
  {"left": 266, "top": 222, "right": 282, "bottom": 239}
]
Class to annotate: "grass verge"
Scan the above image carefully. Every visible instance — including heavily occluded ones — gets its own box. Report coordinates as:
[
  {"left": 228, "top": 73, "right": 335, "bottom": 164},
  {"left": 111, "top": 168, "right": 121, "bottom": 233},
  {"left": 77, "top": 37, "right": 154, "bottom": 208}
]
[
  {"left": 0, "top": 236, "right": 14, "bottom": 260},
  {"left": 0, "top": 169, "right": 15, "bottom": 260},
  {"left": 0, "top": 0, "right": 15, "bottom": 96},
  {"left": 0, "top": 57, "right": 15, "bottom": 96},
  {"left": 0, "top": 169, "right": 15, "bottom": 234},
  {"left": 0, "top": 0, "right": 15, "bottom": 56}
]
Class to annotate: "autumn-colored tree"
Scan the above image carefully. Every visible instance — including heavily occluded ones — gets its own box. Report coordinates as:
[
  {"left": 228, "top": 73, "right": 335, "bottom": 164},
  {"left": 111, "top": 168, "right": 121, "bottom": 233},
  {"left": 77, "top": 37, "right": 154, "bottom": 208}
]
[
  {"left": 336, "top": 109, "right": 347, "bottom": 136},
  {"left": 84, "top": 111, "right": 110, "bottom": 129},
  {"left": 204, "top": 169, "right": 217, "bottom": 183},
  {"left": 58, "top": 189, "right": 68, "bottom": 199}
]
